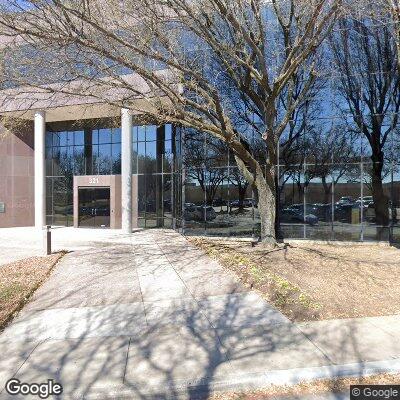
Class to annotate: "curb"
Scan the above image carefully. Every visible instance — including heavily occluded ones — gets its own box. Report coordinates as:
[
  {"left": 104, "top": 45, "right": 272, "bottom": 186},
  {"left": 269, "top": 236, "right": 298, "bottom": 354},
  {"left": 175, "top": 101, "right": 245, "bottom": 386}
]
[{"left": 82, "top": 358, "right": 400, "bottom": 399}]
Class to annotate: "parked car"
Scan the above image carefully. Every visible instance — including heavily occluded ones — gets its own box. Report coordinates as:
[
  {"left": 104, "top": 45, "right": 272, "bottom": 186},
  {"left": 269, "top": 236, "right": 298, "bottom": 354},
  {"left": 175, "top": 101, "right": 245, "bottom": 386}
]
[
  {"left": 335, "top": 196, "right": 355, "bottom": 205},
  {"left": 310, "top": 203, "right": 332, "bottom": 222},
  {"left": 286, "top": 203, "right": 314, "bottom": 213},
  {"left": 280, "top": 208, "right": 318, "bottom": 226},
  {"left": 358, "top": 196, "right": 373, "bottom": 205},
  {"left": 228, "top": 200, "right": 240, "bottom": 208},
  {"left": 244, "top": 198, "right": 257, "bottom": 208},
  {"left": 228, "top": 198, "right": 255, "bottom": 208},
  {"left": 198, "top": 205, "right": 217, "bottom": 221},
  {"left": 213, "top": 198, "right": 227, "bottom": 207},
  {"left": 184, "top": 204, "right": 217, "bottom": 221},
  {"left": 334, "top": 203, "right": 357, "bottom": 222}
]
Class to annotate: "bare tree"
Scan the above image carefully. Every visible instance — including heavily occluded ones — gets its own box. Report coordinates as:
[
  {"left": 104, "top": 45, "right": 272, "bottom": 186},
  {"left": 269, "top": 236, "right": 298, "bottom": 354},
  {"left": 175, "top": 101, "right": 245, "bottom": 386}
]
[
  {"left": 381, "top": 0, "right": 400, "bottom": 73},
  {"left": 307, "top": 122, "right": 358, "bottom": 204},
  {"left": 330, "top": 15, "right": 400, "bottom": 229},
  {"left": 0, "top": 0, "right": 342, "bottom": 243},
  {"left": 184, "top": 130, "right": 227, "bottom": 205}
]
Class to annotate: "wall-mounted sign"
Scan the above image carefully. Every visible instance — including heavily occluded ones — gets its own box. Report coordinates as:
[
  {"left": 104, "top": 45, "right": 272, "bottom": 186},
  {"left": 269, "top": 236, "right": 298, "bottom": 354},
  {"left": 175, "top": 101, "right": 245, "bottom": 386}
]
[
  {"left": 89, "top": 177, "right": 100, "bottom": 185},
  {"left": 0, "top": 202, "right": 5, "bottom": 213}
]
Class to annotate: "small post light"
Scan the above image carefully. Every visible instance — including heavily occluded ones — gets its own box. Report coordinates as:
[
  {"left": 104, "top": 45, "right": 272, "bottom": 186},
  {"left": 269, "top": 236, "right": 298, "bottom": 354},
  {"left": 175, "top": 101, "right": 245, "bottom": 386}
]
[{"left": 43, "top": 225, "right": 52, "bottom": 256}]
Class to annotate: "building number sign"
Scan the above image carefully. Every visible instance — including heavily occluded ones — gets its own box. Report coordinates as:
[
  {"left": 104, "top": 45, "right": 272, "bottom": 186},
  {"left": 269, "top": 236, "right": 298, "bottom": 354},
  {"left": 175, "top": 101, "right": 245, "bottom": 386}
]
[{"left": 89, "top": 177, "right": 100, "bottom": 185}]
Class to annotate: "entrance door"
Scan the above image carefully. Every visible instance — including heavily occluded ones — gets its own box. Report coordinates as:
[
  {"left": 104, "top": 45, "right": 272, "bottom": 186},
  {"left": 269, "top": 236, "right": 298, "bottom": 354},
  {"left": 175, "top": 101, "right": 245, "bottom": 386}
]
[{"left": 78, "top": 188, "right": 110, "bottom": 228}]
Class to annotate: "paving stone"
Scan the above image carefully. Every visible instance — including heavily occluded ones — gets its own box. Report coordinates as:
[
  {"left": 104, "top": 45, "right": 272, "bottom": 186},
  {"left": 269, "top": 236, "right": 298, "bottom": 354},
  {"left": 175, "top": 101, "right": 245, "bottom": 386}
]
[
  {"left": 124, "top": 325, "right": 233, "bottom": 396},
  {"left": 24, "top": 281, "right": 143, "bottom": 311},
  {"left": 199, "top": 292, "right": 290, "bottom": 330},
  {"left": 366, "top": 314, "right": 400, "bottom": 339},
  {"left": 12, "top": 337, "right": 129, "bottom": 397},
  {"left": 297, "top": 318, "right": 400, "bottom": 364},
  {"left": 144, "top": 298, "right": 210, "bottom": 328},
  {"left": 218, "top": 324, "right": 330, "bottom": 374},
  {"left": 1, "top": 303, "right": 147, "bottom": 342},
  {"left": 0, "top": 340, "right": 42, "bottom": 393}
]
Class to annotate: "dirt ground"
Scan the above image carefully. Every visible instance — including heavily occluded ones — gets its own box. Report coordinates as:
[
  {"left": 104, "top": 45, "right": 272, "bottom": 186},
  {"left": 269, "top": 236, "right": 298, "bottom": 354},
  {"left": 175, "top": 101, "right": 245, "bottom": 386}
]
[
  {"left": 207, "top": 373, "right": 400, "bottom": 400},
  {"left": 0, "top": 253, "right": 65, "bottom": 330},
  {"left": 188, "top": 238, "right": 400, "bottom": 321}
]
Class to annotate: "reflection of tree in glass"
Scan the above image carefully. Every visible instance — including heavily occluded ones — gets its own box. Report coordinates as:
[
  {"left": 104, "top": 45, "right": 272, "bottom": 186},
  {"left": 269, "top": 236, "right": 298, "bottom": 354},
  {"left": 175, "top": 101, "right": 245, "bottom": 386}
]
[
  {"left": 184, "top": 130, "right": 227, "bottom": 205},
  {"left": 308, "top": 125, "right": 358, "bottom": 204},
  {"left": 331, "top": 16, "right": 400, "bottom": 228},
  {"left": 228, "top": 168, "right": 249, "bottom": 213}
]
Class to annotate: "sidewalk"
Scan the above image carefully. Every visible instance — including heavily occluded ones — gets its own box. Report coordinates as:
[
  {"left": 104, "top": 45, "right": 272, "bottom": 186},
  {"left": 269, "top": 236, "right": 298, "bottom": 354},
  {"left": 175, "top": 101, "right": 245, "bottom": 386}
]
[{"left": 0, "top": 228, "right": 399, "bottom": 399}]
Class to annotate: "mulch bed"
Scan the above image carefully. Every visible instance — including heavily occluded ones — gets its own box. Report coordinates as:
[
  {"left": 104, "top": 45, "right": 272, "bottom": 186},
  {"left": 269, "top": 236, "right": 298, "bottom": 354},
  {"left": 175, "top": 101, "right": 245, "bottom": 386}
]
[
  {"left": 207, "top": 373, "right": 400, "bottom": 399},
  {"left": 188, "top": 237, "right": 400, "bottom": 321},
  {"left": 0, "top": 252, "right": 65, "bottom": 330}
]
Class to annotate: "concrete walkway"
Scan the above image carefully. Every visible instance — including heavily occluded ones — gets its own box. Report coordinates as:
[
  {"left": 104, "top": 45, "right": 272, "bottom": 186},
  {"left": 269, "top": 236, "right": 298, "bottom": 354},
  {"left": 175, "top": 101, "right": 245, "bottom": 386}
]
[{"left": 0, "top": 228, "right": 399, "bottom": 399}]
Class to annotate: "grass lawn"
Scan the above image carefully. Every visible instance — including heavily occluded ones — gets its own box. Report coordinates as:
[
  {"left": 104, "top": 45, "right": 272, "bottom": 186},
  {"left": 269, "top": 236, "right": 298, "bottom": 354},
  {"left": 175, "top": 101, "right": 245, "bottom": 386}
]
[
  {"left": 209, "top": 373, "right": 400, "bottom": 400},
  {"left": 188, "top": 237, "right": 400, "bottom": 321},
  {"left": 0, "top": 252, "right": 65, "bottom": 330}
]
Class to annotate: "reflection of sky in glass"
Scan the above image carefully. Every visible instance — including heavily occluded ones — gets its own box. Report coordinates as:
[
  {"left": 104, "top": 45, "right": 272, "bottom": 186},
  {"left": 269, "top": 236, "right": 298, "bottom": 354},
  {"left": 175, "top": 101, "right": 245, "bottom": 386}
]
[
  {"left": 137, "top": 126, "right": 146, "bottom": 141},
  {"left": 145, "top": 141, "right": 156, "bottom": 160},
  {"left": 146, "top": 126, "right": 157, "bottom": 141},
  {"left": 99, "top": 129, "right": 111, "bottom": 144},
  {"left": 74, "top": 131, "right": 85, "bottom": 146}
]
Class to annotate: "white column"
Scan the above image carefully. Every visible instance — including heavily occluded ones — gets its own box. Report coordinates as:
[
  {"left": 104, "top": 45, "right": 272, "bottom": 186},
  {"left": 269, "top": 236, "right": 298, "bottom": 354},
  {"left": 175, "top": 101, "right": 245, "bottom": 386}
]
[
  {"left": 34, "top": 111, "right": 46, "bottom": 229},
  {"left": 121, "top": 108, "right": 133, "bottom": 233}
]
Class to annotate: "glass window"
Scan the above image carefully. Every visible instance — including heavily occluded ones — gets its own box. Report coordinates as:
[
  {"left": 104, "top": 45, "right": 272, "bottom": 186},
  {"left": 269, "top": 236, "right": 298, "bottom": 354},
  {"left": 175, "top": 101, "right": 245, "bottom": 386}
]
[
  {"left": 92, "top": 129, "right": 99, "bottom": 145},
  {"left": 98, "top": 144, "right": 111, "bottom": 175},
  {"left": 74, "top": 131, "right": 85, "bottom": 146},
  {"left": 132, "top": 126, "right": 138, "bottom": 142},
  {"left": 46, "top": 133, "right": 53, "bottom": 147},
  {"left": 138, "top": 142, "right": 146, "bottom": 174},
  {"left": 52, "top": 147, "right": 61, "bottom": 176},
  {"left": 74, "top": 146, "right": 85, "bottom": 175},
  {"left": 45, "top": 147, "right": 52, "bottom": 176},
  {"left": 45, "top": 124, "right": 125, "bottom": 227},
  {"left": 137, "top": 126, "right": 146, "bottom": 141},
  {"left": 67, "top": 131, "right": 74, "bottom": 145},
  {"left": 165, "top": 124, "right": 172, "bottom": 141},
  {"left": 145, "top": 141, "right": 157, "bottom": 174},
  {"left": 332, "top": 163, "right": 362, "bottom": 241},
  {"left": 132, "top": 141, "right": 138, "bottom": 174},
  {"left": 59, "top": 146, "right": 70, "bottom": 175},
  {"left": 59, "top": 132, "right": 68, "bottom": 147},
  {"left": 52, "top": 132, "right": 60, "bottom": 147},
  {"left": 163, "top": 140, "right": 173, "bottom": 173},
  {"left": 99, "top": 128, "right": 112, "bottom": 144},
  {"left": 112, "top": 128, "right": 121, "bottom": 144},
  {"left": 138, "top": 175, "right": 146, "bottom": 218},
  {"left": 146, "top": 125, "right": 157, "bottom": 141},
  {"left": 112, "top": 143, "right": 121, "bottom": 174},
  {"left": 91, "top": 144, "right": 99, "bottom": 174}
]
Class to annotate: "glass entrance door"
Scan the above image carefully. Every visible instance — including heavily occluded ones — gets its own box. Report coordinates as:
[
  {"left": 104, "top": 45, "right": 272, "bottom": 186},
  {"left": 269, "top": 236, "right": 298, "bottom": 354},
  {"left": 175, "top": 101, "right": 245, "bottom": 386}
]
[{"left": 78, "top": 188, "right": 110, "bottom": 228}]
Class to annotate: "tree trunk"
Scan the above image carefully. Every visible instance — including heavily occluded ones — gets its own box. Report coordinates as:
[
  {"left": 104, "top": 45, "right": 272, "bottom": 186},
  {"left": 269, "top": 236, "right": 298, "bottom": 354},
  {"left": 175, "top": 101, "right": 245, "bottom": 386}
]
[
  {"left": 255, "top": 165, "right": 276, "bottom": 244},
  {"left": 237, "top": 184, "right": 247, "bottom": 213},
  {"left": 234, "top": 157, "right": 277, "bottom": 244},
  {"left": 371, "top": 167, "right": 389, "bottom": 226},
  {"left": 321, "top": 176, "right": 331, "bottom": 204}
]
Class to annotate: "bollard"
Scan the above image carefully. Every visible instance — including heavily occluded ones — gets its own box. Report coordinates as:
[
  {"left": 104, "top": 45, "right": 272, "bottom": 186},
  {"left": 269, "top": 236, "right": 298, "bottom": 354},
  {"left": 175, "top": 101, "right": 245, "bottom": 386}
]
[{"left": 43, "top": 225, "right": 52, "bottom": 255}]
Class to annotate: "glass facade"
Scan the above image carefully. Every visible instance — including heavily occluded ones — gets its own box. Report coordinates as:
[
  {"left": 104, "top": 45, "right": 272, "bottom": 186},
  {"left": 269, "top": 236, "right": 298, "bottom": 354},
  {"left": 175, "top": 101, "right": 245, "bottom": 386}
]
[
  {"left": 45, "top": 121, "right": 181, "bottom": 229},
  {"left": 44, "top": 118, "right": 400, "bottom": 243},
  {"left": 134, "top": 124, "right": 182, "bottom": 228},
  {"left": 45, "top": 121, "right": 121, "bottom": 226},
  {"left": 181, "top": 127, "right": 400, "bottom": 243}
]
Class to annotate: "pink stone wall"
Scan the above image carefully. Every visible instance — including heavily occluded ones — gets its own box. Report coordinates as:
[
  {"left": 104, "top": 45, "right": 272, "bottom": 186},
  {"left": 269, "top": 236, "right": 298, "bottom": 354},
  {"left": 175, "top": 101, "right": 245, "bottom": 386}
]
[{"left": 0, "top": 122, "right": 35, "bottom": 227}]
